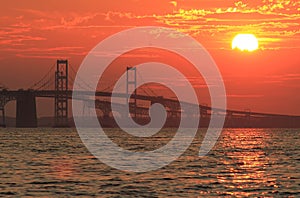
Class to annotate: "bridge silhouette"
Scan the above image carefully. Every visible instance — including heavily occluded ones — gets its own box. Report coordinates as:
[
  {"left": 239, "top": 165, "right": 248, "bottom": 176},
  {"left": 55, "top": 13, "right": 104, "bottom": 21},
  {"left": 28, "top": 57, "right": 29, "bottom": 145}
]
[{"left": 0, "top": 60, "right": 299, "bottom": 128}]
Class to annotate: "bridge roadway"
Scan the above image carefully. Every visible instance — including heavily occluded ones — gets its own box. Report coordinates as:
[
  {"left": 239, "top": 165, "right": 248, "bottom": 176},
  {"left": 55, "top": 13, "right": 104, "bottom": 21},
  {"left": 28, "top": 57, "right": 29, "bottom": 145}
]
[{"left": 1, "top": 89, "right": 299, "bottom": 117}]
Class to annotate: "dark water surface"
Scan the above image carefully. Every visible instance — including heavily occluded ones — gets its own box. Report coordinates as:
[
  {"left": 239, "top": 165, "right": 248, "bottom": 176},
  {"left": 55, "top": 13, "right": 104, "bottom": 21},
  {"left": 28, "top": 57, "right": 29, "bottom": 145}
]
[{"left": 0, "top": 128, "right": 299, "bottom": 197}]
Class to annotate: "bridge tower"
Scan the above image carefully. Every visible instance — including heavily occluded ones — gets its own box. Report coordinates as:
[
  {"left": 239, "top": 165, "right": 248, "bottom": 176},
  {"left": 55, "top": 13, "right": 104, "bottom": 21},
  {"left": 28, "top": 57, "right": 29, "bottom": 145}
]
[
  {"left": 55, "top": 60, "right": 69, "bottom": 127},
  {"left": 245, "top": 108, "right": 251, "bottom": 128},
  {"left": 126, "top": 67, "right": 137, "bottom": 119},
  {"left": 200, "top": 103, "right": 208, "bottom": 118}
]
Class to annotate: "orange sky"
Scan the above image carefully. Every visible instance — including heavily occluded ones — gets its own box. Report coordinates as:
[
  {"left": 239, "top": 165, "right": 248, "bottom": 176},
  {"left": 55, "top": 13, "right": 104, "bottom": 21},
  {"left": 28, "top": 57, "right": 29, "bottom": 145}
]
[{"left": 0, "top": 0, "right": 299, "bottom": 116}]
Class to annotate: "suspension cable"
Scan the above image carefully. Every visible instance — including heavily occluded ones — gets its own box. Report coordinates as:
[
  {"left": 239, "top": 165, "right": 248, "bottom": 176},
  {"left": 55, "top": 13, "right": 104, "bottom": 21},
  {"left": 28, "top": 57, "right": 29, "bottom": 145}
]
[{"left": 29, "top": 63, "right": 56, "bottom": 90}]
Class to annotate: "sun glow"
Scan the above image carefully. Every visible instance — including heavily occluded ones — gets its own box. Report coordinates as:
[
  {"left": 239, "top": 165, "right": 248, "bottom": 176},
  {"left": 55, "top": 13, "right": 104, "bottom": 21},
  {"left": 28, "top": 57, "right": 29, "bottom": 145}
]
[{"left": 232, "top": 34, "right": 259, "bottom": 51}]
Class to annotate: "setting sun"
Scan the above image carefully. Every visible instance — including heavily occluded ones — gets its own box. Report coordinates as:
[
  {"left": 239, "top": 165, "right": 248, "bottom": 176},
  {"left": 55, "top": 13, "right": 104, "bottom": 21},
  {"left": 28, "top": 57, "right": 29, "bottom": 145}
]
[{"left": 232, "top": 34, "right": 259, "bottom": 52}]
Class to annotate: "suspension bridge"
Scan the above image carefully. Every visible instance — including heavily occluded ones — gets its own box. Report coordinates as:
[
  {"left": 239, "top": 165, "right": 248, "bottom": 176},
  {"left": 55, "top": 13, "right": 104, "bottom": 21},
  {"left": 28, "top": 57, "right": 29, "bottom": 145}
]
[{"left": 0, "top": 60, "right": 299, "bottom": 128}]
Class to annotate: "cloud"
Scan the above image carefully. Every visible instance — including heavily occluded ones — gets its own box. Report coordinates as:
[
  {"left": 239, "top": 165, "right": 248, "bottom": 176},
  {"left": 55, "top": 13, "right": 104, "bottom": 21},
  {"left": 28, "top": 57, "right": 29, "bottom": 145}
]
[
  {"left": 0, "top": 35, "right": 46, "bottom": 45},
  {"left": 0, "top": 0, "right": 299, "bottom": 59},
  {"left": 256, "top": 74, "right": 300, "bottom": 86},
  {"left": 170, "top": 1, "right": 177, "bottom": 8},
  {"left": 227, "top": 94, "right": 264, "bottom": 98},
  {"left": 10, "top": 46, "right": 87, "bottom": 59},
  {"left": 153, "top": 0, "right": 300, "bottom": 49},
  {"left": 15, "top": 54, "right": 69, "bottom": 59}
]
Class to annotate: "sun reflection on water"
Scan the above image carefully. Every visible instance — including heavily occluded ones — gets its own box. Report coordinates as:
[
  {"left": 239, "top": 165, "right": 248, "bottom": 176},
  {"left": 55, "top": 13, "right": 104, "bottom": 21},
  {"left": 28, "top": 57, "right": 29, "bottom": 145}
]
[{"left": 216, "top": 129, "right": 281, "bottom": 196}]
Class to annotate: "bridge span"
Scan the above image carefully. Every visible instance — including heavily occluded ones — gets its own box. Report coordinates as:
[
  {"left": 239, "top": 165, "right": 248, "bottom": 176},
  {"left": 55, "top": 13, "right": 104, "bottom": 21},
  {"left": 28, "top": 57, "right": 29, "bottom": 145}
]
[{"left": 0, "top": 60, "right": 299, "bottom": 128}]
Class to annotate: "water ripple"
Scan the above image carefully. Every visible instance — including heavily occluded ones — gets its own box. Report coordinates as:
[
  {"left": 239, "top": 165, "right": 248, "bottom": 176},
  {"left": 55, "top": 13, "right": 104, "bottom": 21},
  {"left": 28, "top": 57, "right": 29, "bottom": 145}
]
[{"left": 0, "top": 128, "right": 299, "bottom": 197}]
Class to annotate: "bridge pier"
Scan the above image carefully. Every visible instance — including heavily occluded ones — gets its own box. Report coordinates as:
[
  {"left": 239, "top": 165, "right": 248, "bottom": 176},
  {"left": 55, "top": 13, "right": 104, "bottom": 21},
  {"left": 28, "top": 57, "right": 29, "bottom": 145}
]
[
  {"left": 16, "top": 91, "right": 37, "bottom": 128},
  {"left": 0, "top": 108, "right": 5, "bottom": 127}
]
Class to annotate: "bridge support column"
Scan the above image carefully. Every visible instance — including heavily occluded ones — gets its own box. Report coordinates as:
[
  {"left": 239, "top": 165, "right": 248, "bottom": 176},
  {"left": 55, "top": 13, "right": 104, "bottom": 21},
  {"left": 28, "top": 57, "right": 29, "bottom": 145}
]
[
  {"left": 16, "top": 91, "right": 37, "bottom": 128},
  {"left": 0, "top": 107, "right": 5, "bottom": 127}
]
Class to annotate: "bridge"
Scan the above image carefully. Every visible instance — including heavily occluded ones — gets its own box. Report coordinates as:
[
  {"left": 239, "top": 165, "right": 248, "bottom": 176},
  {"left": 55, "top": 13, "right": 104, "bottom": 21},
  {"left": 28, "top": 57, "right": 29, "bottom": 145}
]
[{"left": 0, "top": 60, "right": 299, "bottom": 128}]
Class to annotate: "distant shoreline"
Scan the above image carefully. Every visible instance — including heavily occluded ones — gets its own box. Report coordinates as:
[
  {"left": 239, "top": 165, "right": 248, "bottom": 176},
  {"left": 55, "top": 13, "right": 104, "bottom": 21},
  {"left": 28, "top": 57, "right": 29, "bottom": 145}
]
[{"left": 2, "top": 116, "right": 300, "bottom": 128}]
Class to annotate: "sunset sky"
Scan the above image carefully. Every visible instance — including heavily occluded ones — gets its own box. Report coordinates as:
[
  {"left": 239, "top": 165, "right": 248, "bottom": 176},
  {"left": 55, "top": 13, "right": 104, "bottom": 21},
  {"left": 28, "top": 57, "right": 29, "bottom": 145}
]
[{"left": 0, "top": 0, "right": 299, "bottom": 116}]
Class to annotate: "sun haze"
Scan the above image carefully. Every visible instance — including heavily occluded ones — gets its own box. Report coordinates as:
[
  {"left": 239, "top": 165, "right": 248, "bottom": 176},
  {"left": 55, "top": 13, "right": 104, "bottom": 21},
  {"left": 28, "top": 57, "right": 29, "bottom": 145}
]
[{"left": 232, "top": 34, "right": 259, "bottom": 52}]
